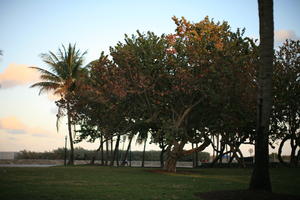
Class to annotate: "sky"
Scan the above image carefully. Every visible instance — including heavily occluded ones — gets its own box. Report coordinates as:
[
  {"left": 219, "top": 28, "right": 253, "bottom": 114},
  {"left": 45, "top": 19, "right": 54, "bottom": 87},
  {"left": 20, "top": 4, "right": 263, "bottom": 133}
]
[{"left": 0, "top": 0, "right": 299, "bottom": 155}]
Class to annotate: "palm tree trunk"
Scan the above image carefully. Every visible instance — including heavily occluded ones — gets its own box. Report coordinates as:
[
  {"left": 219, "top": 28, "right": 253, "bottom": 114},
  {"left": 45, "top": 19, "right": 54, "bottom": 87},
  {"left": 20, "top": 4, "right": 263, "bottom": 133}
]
[
  {"left": 141, "top": 137, "right": 147, "bottom": 168},
  {"left": 249, "top": 0, "right": 273, "bottom": 191},
  {"left": 67, "top": 102, "right": 74, "bottom": 165}
]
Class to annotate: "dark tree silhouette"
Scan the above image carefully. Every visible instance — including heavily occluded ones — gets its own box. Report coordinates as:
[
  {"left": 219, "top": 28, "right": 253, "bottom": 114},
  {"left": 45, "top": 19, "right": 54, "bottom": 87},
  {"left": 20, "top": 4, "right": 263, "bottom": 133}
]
[{"left": 249, "top": 0, "right": 274, "bottom": 191}]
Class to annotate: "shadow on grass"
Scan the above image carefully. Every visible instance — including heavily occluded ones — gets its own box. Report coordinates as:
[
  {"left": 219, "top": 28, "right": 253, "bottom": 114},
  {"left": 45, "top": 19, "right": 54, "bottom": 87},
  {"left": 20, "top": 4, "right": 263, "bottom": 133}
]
[{"left": 195, "top": 190, "right": 300, "bottom": 200}]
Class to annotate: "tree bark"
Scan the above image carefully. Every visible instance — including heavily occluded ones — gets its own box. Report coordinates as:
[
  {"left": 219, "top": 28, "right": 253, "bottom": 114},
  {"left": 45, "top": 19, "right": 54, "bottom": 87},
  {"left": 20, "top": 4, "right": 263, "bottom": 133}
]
[
  {"left": 290, "top": 137, "right": 297, "bottom": 167},
  {"left": 121, "top": 134, "right": 133, "bottom": 166},
  {"left": 141, "top": 137, "right": 147, "bottom": 167},
  {"left": 100, "top": 134, "right": 104, "bottom": 165},
  {"left": 192, "top": 143, "right": 195, "bottom": 168},
  {"left": 164, "top": 155, "right": 178, "bottom": 172},
  {"left": 105, "top": 137, "right": 109, "bottom": 166},
  {"left": 210, "top": 143, "right": 225, "bottom": 167},
  {"left": 237, "top": 149, "right": 245, "bottom": 168},
  {"left": 164, "top": 142, "right": 183, "bottom": 172},
  {"left": 278, "top": 135, "right": 289, "bottom": 166},
  {"left": 164, "top": 139, "right": 210, "bottom": 172},
  {"left": 111, "top": 138, "right": 113, "bottom": 159},
  {"left": 110, "top": 134, "right": 121, "bottom": 166},
  {"left": 66, "top": 102, "right": 74, "bottom": 165},
  {"left": 212, "top": 136, "right": 215, "bottom": 160},
  {"left": 249, "top": 0, "right": 273, "bottom": 192},
  {"left": 160, "top": 147, "right": 166, "bottom": 168},
  {"left": 195, "top": 143, "right": 199, "bottom": 167}
]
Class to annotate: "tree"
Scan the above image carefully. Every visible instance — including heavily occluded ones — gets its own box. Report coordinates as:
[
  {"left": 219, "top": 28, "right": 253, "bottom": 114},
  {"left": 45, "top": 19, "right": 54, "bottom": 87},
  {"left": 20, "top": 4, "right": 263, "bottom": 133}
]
[
  {"left": 160, "top": 17, "right": 258, "bottom": 172},
  {"left": 30, "top": 43, "right": 87, "bottom": 165},
  {"left": 107, "top": 18, "right": 258, "bottom": 172},
  {"left": 61, "top": 17, "right": 257, "bottom": 172},
  {"left": 270, "top": 39, "right": 300, "bottom": 167},
  {"left": 249, "top": 0, "right": 274, "bottom": 191}
]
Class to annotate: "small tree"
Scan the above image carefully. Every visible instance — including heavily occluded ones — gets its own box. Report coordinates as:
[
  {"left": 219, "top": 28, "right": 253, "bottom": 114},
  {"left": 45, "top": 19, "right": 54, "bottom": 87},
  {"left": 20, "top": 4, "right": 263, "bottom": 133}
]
[{"left": 31, "top": 43, "right": 87, "bottom": 165}]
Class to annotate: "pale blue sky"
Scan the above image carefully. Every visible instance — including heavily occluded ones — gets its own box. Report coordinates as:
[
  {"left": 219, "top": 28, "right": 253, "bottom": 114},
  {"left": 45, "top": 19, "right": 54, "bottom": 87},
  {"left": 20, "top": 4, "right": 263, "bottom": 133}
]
[{"left": 0, "top": 0, "right": 299, "bottom": 153}]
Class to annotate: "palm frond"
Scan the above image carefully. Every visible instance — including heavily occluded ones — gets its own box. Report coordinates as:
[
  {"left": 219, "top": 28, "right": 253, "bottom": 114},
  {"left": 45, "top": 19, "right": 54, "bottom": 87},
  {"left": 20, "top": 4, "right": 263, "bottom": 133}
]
[
  {"left": 32, "top": 43, "right": 87, "bottom": 97},
  {"left": 29, "top": 66, "right": 60, "bottom": 80},
  {"left": 40, "top": 74, "right": 61, "bottom": 83},
  {"left": 30, "top": 81, "right": 60, "bottom": 95}
]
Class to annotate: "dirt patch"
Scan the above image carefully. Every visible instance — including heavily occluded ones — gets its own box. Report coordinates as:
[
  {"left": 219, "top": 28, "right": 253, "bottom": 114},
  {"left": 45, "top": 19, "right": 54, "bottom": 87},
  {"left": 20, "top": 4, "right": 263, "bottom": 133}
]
[{"left": 196, "top": 190, "right": 300, "bottom": 200}]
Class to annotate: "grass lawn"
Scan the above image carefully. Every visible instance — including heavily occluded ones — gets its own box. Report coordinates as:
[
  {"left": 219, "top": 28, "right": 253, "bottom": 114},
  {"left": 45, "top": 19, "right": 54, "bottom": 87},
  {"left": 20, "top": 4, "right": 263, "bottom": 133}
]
[{"left": 0, "top": 166, "right": 299, "bottom": 200}]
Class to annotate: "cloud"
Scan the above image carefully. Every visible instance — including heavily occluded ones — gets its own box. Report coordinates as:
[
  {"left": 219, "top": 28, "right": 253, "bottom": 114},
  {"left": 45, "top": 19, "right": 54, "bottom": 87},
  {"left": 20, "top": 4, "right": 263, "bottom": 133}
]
[
  {"left": 6, "top": 129, "right": 26, "bottom": 134},
  {"left": 0, "top": 63, "right": 60, "bottom": 101},
  {"left": 274, "top": 30, "right": 299, "bottom": 44},
  {"left": 0, "top": 116, "right": 27, "bottom": 133},
  {"left": 0, "top": 63, "right": 40, "bottom": 89},
  {"left": 0, "top": 116, "right": 52, "bottom": 137},
  {"left": 31, "top": 133, "right": 49, "bottom": 138}
]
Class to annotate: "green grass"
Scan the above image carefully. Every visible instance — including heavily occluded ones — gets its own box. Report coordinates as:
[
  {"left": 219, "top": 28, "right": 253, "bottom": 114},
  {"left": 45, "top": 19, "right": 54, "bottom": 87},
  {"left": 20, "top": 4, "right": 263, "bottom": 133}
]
[{"left": 0, "top": 166, "right": 299, "bottom": 200}]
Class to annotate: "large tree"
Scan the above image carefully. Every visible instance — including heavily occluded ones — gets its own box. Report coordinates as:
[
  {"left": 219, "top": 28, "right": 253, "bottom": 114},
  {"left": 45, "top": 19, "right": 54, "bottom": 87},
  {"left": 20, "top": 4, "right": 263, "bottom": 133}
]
[
  {"left": 30, "top": 43, "right": 87, "bottom": 165},
  {"left": 249, "top": 0, "right": 274, "bottom": 191},
  {"left": 108, "top": 18, "right": 258, "bottom": 172}
]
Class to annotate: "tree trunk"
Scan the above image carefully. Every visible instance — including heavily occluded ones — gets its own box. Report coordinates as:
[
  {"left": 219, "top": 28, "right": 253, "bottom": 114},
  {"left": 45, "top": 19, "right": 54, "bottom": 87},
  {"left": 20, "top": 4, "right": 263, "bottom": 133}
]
[
  {"left": 237, "top": 149, "right": 245, "bottom": 168},
  {"left": 164, "top": 143, "right": 183, "bottom": 172},
  {"left": 164, "top": 138, "right": 209, "bottom": 172},
  {"left": 192, "top": 143, "right": 195, "bottom": 168},
  {"left": 164, "top": 155, "right": 178, "bottom": 172},
  {"left": 211, "top": 152, "right": 223, "bottom": 167},
  {"left": 160, "top": 147, "right": 166, "bottom": 168},
  {"left": 249, "top": 0, "right": 273, "bottom": 192},
  {"left": 105, "top": 138, "right": 109, "bottom": 166},
  {"left": 66, "top": 102, "right": 74, "bottom": 165},
  {"left": 290, "top": 137, "right": 297, "bottom": 167},
  {"left": 226, "top": 145, "right": 229, "bottom": 163},
  {"left": 216, "top": 135, "right": 220, "bottom": 163},
  {"left": 212, "top": 136, "right": 215, "bottom": 160},
  {"left": 121, "top": 134, "right": 133, "bottom": 166},
  {"left": 110, "top": 138, "right": 113, "bottom": 159},
  {"left": 278, "top": 135, "right": 289, "bottom": 166},
  {"left": 228, "top": 153, "right": 234, "bottom": 165},
  {"left": 195, "top": 143, "right": 199, "bottom": 167},
  {"left": 110, "top": 134, "right": 121, "bottom": 166},
  {"left": 296, "top": 149, "right": 300, "bottom": 167},
  {"left": 100, "top": 134, "right": 104, "bottom": 165},
  {"left": 141, "top": 137, "right": 147, "bottom": 168},
  {"left": 211, "top": 146, "right": 226, "bottom": 167}
]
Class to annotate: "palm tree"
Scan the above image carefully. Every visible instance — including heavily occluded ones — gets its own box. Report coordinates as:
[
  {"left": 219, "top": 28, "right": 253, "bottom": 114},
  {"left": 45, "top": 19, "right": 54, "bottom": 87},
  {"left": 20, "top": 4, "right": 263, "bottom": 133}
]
[
  {"left": 249, "top": 0, "right": 273, "bottom": 191},
  {"left": 30, "top": 43, "right": 87, "bottom": 165}
]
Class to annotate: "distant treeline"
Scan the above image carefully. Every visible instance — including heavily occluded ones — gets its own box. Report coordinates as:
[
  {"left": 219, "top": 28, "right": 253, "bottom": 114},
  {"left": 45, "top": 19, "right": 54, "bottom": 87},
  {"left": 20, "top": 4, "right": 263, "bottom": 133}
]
[{"left": 16, "top": 147, "right": 210, "bottom": 162}]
